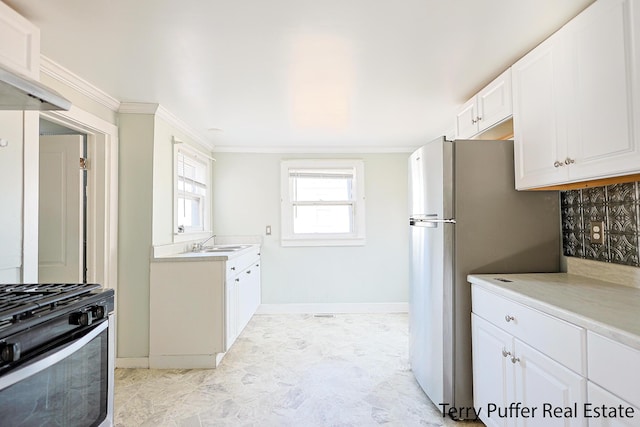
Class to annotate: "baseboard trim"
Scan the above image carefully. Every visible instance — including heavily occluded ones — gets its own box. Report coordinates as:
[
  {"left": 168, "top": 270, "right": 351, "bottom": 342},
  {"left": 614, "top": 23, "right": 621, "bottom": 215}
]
[
  {"left": 148, "top": 354, "right": 220, "bottom": 369},
  {"left": 255, "top": 302, "right": 408, "bottom": 314},
  {"left": 116, "top": 357, "right": 149, "bottom": 369}
]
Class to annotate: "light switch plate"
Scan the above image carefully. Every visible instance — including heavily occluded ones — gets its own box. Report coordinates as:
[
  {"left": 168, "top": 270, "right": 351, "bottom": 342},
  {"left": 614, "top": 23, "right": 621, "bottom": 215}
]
[
  {"left": 266, "top": 225, "right": 272, "bottom": 235},
  {"left": 589, "top": 221, "right": 605, "bottom": 245}
]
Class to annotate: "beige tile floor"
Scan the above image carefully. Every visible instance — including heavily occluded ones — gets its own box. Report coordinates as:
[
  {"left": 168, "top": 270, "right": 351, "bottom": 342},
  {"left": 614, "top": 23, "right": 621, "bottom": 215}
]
[{"left": 114, "top": 313, "right": 481, "bottom": 426}]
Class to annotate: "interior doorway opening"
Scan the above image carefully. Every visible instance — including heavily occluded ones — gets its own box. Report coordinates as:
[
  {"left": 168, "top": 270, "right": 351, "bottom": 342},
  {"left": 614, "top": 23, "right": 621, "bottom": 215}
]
[{"left": 38, "top": 119, "right": 88, "bottom": 283}]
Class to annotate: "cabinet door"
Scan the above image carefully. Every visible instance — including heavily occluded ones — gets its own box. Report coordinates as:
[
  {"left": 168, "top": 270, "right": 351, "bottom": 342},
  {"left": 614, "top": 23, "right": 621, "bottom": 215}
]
[
  {"left": 512, "top": 30, "right": 570, "bottom": 189},
  {"left": 478, "top": 68, "right": 512, "bottom": 132},
  {"left": 237, "top": 263, "right": 259, "bottom": 333},
  {"left": 472, "top": 315, "right": 514, "bottom": 427},
  {"left": 514, "top": 340, "right": 587, "bottom": 427},
  {"left": 587, "top": 382, "right": 640, "bottom": 427},
  {"left": 564, "top": 0, "right": 640, "bottom": 181},
  {"left": 225, "top": 277, "right": 239, "bottom": 351},
  {"left": 0, "top": 2, "right": 40, "bottom": 79},
  {"left": 456, "top": 98, "right": 478, "bottom": 139}
]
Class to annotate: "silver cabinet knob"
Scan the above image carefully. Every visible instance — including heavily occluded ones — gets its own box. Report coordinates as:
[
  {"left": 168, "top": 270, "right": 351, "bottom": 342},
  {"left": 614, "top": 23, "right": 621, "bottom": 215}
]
[
  {"left": 511, "top": 356, "right": 520, "bottom": 364},
  {"left": 505, "top": 315, "right": 515, "bottom": 322},
  {"left": 564, "top": 157, "right": 575, "bottom": 165},
  {"left": 471, "top": 118, "right": 477, "bottom": 124},
  {"left": 502, "top": 348, "right": 511, "bottom": 358},
  {"left": 476, "top": 116, "right": 482, "bottom": 121},
  {"left": 553, "top": 161, "right": 564, "bottom": 168}
]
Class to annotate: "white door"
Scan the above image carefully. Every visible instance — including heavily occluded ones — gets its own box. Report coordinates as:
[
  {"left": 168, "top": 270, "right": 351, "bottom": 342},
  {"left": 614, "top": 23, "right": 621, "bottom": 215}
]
[{"left": 39, "top": 135, "right": 84, "bottom": 283}]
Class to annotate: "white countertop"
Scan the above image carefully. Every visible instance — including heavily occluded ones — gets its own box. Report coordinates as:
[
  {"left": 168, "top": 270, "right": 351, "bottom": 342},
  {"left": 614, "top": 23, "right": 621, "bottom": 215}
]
[
  {"left": 467, "top": 273, "right": 640, "bottom": 351},
  {"left": 152, "top": 244, "right": 260, "bottom": 262}
]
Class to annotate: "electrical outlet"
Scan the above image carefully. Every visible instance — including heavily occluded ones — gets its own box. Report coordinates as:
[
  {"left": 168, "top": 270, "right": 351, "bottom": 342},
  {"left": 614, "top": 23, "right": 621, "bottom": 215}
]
[
  {"left": 266, "top": 225, "right": 272, "bottom": 235},
  {"left": 589, "top": 221, "right": 605, "bottom": 245}
]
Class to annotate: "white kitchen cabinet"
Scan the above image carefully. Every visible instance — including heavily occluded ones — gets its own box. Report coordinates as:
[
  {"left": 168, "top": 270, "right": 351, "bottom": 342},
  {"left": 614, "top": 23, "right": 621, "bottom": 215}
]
[
  {"left": 472, "top": 287, "right": 587, "bottom": 427},
  {"left": 472, "top": 314, "right": 513, "bottom": 427},
  {"left": 513, "top": 0, "right": 640, "bottom": 189},
  {"left": 0, "top": 2, "right": 40, "bottom": 79},
  {"left": 587, "top": 331, "right": 640, "bottom": 410},
  {"left": 224, "top": 249, "right": 261, "bottom": 351},
  {"left": 587, "top": 382, "right": 640, "bottom": 427},
  {"left": 455, "top": 68, "right": 512, "bottom": 139},
  {"left": 150, "top": 246, "right": 261, "bottom": 368}
]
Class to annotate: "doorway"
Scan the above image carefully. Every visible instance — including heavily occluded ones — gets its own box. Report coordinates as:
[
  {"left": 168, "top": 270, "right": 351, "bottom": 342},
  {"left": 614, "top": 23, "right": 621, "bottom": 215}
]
[{"left": 38, "top": 119, "right": 88, "bottom": 283}]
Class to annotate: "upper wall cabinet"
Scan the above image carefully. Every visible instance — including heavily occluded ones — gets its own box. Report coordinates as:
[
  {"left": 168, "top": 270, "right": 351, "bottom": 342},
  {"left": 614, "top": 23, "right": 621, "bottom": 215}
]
[
  {"left": 455, "top": 68, "right": 512, "bottom": 139},
  {"left": 513, "top": 0, "right": 640, "bottom": 190},
  {"left": 0, "top": 2, "right": 40, "bottom": 79}
]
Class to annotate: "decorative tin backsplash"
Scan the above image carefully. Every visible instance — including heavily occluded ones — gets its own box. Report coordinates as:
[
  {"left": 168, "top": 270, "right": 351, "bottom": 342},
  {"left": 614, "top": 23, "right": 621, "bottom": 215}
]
[{"left": 561, "top": 182, "right": 640, "bottom": 266}]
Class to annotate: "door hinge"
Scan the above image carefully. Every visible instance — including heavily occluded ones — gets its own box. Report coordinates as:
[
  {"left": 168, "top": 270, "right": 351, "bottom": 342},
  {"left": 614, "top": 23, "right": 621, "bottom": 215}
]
[{"left": 80, "top": 157, "right": 88, "bottom": 170}]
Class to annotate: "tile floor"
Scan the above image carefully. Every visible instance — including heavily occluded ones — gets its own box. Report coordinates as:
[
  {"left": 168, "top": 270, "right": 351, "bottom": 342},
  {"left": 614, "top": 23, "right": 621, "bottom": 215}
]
[{"left": 114, "top": 313, "right": 481, "bottom": 426}]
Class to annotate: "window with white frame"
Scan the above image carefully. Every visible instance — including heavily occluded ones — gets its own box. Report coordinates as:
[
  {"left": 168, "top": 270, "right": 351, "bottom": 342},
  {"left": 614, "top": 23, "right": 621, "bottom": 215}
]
[
  {"left": 174, "top": 145, "right": 211, "bottom": 235},
  {"left": 281, "top": 159, "right": 365, "bottom": 246}
]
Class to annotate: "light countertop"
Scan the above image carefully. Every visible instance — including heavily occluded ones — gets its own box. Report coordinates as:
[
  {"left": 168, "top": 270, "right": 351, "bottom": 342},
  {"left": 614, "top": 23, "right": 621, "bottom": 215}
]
[
  {"left": 467, "top": 273, "right": 640, "bottom": 350},
  {"left": 152, "top": 244, "right": 260, "bottom": 262}
]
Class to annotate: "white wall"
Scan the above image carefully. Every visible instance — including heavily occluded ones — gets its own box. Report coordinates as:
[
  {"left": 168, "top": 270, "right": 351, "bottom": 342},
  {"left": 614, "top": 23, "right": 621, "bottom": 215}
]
[
  {"left": 117, "top": 113, "right": 154, "bottom": 358},
  {"left": 212, "top": 152, "right": 410, "bottom": 305},
  {"left": 118, "top": 109, "right": 213, "bottom": 359}
]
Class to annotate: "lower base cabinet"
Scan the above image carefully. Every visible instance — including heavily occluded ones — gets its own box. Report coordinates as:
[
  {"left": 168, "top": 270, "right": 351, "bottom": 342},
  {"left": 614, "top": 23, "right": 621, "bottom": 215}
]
[
  {"left": 150, "top": 247, "right": 261, "bottom": 368},
  {"left": 472, "top": 314, "right": 586, "bottom": 427},
  {"left": 472, "top": 284, "right": 640, "bottom": 427}
]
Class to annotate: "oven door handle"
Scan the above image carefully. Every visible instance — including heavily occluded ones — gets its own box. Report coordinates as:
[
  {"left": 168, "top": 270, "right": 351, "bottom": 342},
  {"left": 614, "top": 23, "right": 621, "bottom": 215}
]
[{"left": 0, "top": 320, "right": 108, "bottom": 391}]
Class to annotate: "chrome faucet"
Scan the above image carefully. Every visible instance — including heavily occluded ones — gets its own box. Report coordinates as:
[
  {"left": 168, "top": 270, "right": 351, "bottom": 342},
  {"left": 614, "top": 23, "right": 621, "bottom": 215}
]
[{"left": 192, "top": 235, "right": 216, "bottom": 252}]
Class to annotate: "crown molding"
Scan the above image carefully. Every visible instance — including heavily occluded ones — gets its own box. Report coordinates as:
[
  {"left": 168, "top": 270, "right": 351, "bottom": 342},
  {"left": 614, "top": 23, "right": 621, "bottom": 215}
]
[
  {"left": 117, "top": 102, "right": 160, "bottom": 115},
  {"left": 211, "top": 144, "right": 416, "bottom": 154},
  {"left": 118, "top": 102, "right": 214, "bottom": 152},
  {"left": 40, "top": 55, "right": 121, "bottom": 112},
  {"left": 155, "top": 105, "right": 214, "bottom": 151}
]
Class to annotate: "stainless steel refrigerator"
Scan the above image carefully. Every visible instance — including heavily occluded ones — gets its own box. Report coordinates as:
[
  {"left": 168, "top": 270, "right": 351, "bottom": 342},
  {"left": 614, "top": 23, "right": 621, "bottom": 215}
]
[{"left": 408, "top": 137, "right": 560, "bottom": 415}]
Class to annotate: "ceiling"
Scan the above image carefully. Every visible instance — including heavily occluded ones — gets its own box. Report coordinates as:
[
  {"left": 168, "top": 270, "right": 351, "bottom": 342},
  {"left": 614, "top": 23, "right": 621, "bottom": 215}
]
[{"left": 6, "top": 0, "right": 594, "bottom": 152}]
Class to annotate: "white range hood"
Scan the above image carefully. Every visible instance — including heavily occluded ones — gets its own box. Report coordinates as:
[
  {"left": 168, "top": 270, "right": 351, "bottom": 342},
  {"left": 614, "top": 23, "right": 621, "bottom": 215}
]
[{"left": 0, "top": 64, "right": 71, "bottom": 111}]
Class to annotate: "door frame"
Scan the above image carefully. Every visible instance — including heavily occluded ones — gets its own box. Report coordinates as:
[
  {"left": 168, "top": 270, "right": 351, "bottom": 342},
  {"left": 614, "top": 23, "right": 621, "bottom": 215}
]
[{"left": 25, "top": 106, "right": 118, "bottom": 294}]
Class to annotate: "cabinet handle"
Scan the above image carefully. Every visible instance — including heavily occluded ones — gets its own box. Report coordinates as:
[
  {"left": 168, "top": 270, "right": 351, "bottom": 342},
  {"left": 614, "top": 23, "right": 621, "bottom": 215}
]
[
  {"left": 505, "top": 315, "right": 515, "bottom": 322},
  {"left": 476, "top": 116, "right": 482, "bottom": 122},
  {"left": 246, "top": 269, "right": 251, "bottom": 274},
  {"left": 553, "top": 161, "right": 564, "bottom": 168},
  {"left": 502, "top": 348, "right": 511, "bottom": 358},
  {"left": 231, "top": 267, "right": 236, "bottom": 271},
  {"left": 511, "top": 356, "right": 520, "bottom": 364},
  {"left": 471, "top": 118, "right": 477, "bottom": 124},
  {"left": 564, "top": 157, "right": 575, "bottom": 165},
  {"left": 235, "top": 278, "right": 240, "bottom": 282}
]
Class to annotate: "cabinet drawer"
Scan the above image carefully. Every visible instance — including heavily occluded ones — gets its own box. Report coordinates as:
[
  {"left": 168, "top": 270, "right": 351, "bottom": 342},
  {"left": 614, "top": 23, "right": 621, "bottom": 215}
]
[
  {"left": 588, "top": 332, "right": 640, "bottom": 409},
  {"left": 472, "top": 286, "right": 586, "bottom": 374},
  {"left": 226, "top": 247, "right": 260, "bottom": 278}
]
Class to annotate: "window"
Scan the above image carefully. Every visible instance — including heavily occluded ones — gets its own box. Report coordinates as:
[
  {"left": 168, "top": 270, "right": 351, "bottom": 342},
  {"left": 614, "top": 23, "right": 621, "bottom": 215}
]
[
  {"left": 174, "top": 145, "right": 211, "bottom": 236},
  {"left": 281, "top": 159, "right": 365, "bottom": 246}
]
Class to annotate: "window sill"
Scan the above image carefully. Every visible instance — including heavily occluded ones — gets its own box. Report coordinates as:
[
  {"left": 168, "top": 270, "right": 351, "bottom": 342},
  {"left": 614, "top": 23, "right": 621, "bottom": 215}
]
[{"left": 281, "top": 237, "right": 365, "bottom": 247}]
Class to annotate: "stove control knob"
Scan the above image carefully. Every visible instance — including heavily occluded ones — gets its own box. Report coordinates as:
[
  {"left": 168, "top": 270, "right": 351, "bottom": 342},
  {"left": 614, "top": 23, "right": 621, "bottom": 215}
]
[
  {"left": 92, "top": 305, "right": 106, "bottom": 320},
  {"left": 1, "top": 342, "right": 21, "bottom": 362},
  {"left": 69, "top": 311, "right": 92, "bottom": 326}
]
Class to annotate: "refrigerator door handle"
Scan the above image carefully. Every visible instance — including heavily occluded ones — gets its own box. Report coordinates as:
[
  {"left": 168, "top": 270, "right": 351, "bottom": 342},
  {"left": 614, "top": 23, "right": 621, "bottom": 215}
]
[{"left": 409, "top": 218, "right": 456, "bottom": 227}]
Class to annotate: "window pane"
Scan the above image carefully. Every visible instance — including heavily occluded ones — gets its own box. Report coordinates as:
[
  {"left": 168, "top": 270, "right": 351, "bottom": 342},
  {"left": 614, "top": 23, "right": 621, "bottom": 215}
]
[
  {"left": 177, "top": 196, "right": 202, "bottom": 229},
  {"left": 293, "top": 205, "right": 353, "bottom": 234},
  {"left": 292, "top": 175, "right": 353, "bottom": 202}
]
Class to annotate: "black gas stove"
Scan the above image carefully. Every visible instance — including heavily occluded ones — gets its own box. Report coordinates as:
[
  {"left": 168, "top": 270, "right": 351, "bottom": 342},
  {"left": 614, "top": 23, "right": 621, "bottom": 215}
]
[{"left": 0, "top": 283, "right": 115, "bottom": 373}]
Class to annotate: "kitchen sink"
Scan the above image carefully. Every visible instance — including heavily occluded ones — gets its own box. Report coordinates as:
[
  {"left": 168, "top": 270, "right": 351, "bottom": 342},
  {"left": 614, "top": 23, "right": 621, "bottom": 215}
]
[{"left": 196, "top": 245, "right": 250, "bottom": 253}]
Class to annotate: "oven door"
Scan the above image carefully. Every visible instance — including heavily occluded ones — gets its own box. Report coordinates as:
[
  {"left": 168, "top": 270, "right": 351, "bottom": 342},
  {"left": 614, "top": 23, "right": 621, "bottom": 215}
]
[{"left": 0, "top": 315, "right": 114, "bottom": 427}]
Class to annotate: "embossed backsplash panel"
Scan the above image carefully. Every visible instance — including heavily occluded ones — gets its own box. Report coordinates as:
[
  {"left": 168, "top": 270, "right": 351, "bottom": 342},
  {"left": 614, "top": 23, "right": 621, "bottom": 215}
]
[{"left": 561, "top": 182, "right": 640, "bottom": 267}]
